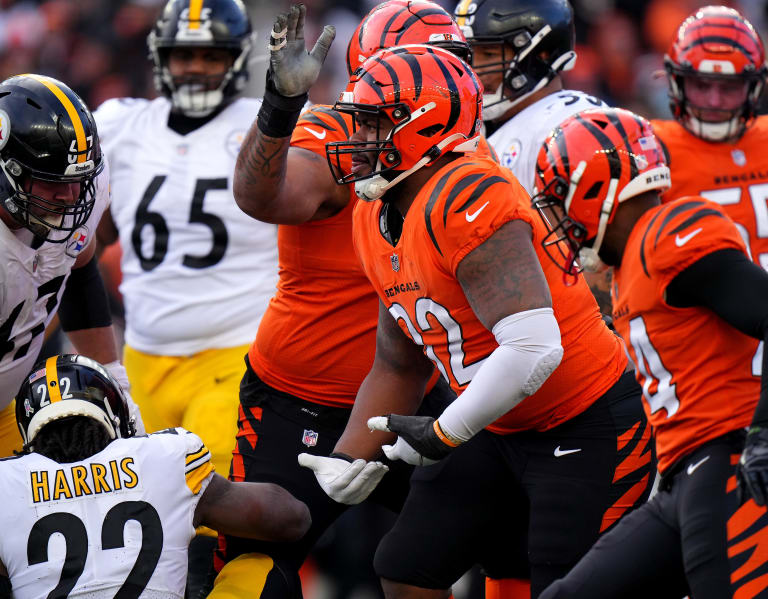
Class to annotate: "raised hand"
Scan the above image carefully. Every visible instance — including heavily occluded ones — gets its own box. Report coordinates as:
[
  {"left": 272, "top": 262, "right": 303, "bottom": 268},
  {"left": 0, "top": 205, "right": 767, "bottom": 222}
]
[{"left": 268, "top": 4, "right": 336, "bottom": 98}]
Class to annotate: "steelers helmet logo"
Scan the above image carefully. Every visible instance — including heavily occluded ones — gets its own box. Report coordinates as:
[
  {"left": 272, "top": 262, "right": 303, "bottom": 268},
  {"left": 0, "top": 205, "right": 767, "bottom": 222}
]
[{"left": 0, "top": 109, "right": 11, "bottom": 151}]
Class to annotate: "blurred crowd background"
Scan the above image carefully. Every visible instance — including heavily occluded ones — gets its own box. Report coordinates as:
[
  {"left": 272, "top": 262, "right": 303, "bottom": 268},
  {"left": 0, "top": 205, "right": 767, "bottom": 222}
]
[
  {"left": 12, "top": 0, "right": 768, "bottom": 597},
  {"left": 2, "top": 0, "right": 767, "bottom": 119}
]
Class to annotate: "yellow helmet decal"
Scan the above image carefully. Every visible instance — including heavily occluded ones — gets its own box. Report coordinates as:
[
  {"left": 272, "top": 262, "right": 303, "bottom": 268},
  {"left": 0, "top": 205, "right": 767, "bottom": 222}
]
[
  {"left": 25, "top": 74, "right": 87, "bottom": 164},
  {"left": 187, "top": 0, "right": 205, "bottom": 30},
  {"left": 45, "top": 356, "right": 63, "bottom": 403},
  {"left": 455, "top": 0, "right": 474, "bottom": 27}
]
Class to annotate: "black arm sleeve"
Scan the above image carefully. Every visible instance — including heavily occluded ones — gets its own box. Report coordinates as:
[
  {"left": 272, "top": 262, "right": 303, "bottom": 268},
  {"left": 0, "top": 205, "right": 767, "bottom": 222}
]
[
  {"left": 666, "top": 248, "right": 768, "bottom": 427},
  {"left": 58, "top": 255, "right": 112, "bottom": 332}
]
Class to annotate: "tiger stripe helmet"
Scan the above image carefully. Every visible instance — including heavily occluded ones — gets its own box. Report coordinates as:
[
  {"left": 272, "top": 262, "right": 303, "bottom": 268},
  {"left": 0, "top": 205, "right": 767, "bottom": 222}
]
[
  {"left": 328, "top": 45, "right": 482, "bottom": 201},
  {"left": 0, "top": 74, "right": 103, "bottom": 243},
  {"left": 346, "top": 0, "right": 471, "bottom": 77},
  {"left": 533, "top": 107, "right": 670, "bottom": 275},
  {"left": 665, "top": 6, "right": 767, "bottom": 141}
]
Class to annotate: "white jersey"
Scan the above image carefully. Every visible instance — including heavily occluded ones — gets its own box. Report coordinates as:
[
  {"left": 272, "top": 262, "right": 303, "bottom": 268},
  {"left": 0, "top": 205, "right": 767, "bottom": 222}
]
[
  {"left": 488, "top": 90, "right": 607, "bottom": 195},
  {"left": 0, "top": 427, "right": 213, "bottom": 599},
  {"left": 0, "top": 164, "right": 110, "bottom": 411},
  {"left": 95, "top": 97, "right": 279, "bottom": 355}
]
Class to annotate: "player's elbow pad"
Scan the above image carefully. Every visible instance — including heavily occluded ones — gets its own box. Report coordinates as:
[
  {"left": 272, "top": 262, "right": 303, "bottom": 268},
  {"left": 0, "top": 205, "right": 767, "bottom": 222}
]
[{"left": 437, "top": 307, "right": 563, "bottom": 443}]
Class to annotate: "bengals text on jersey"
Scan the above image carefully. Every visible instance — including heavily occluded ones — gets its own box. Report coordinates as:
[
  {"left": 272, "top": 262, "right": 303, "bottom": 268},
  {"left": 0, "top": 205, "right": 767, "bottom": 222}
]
[
  {"left": 612, "top": 197, "right": 760, "bottom": 473},
  {"left": 653, "top": 116, "right": 768, "bottom": 272},
  {"left": 353, "top": 153, "right": 627, "bottom": 433}
]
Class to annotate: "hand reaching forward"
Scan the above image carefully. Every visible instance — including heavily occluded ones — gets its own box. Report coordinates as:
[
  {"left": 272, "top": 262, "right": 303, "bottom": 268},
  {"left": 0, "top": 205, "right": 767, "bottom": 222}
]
[{"left": 268, "top": 4, "right": 336, "bottom": 98}]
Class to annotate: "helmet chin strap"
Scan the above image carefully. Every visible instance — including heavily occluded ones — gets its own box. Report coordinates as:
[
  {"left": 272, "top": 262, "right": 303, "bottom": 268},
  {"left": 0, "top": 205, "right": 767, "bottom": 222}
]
[
  {"left": 578, "top": 178, "right": 618, "bottom": 273},
  {"left": 355, "top": 132, "right": 473, "bottom": 201},
  {"left": 482, "top": 50, "right": 576, "bottom": 122}
]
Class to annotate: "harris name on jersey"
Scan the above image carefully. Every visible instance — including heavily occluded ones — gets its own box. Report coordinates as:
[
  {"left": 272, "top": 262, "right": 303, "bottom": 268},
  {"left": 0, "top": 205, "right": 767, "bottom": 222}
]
[{"left": 29, "top": 457, "right": 139, "bottom": 504}]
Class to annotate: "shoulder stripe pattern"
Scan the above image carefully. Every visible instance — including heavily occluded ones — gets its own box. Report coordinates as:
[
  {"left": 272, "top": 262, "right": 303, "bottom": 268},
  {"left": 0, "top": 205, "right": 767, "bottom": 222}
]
[
  {"left": 301, "top": 106, "right": 351, "bottom": 138},
  {"left": 443, "top": 172, "right": 485, "bottom": 224},
  {"left": 185, "top": 444, "right": 213, "bottom": 495},
  {"left": 653, "top": 200, "right": 706, "bottom": 248},
  {"left": 425, "top": 164, "right": 466, "bottom": 255},
  {"left": 454, "top": 176, "right": 506, "bottom": 212},
  {"left": 639, "top": 208, "right": 666, "bottom": 278},
  {"left": 667, "top": 208, "right": 727, "bottom": 236}
]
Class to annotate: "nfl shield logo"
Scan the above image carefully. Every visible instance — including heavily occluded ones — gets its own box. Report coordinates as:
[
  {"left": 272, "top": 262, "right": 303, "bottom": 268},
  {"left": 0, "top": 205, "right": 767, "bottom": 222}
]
[
  {"left": 302, "top": 429, "right": 319, "bottom": 447},
  {"left": 732, "top": 149, "right": 747, "bottom": 167},
  {"left": 24, "top": 397, "right": 33, "bottom": 417},
  {"left": 390, "top": 253, "right": 400, "bottom": 272}
]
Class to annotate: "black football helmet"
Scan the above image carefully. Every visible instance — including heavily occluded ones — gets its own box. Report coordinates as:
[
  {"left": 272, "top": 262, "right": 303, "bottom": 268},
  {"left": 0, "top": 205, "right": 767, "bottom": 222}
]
[
  {"left": 16, "top": 355, "right": 136, "bottom": 449},
  {"left": 0, "top": 74, "right": 103, "bottom": 243},
  {"left": 148, "top": 0, "right": 253, "bottom": 117},
  {"left": 454, "top": 0, "right": 576, "bottom": 121}
]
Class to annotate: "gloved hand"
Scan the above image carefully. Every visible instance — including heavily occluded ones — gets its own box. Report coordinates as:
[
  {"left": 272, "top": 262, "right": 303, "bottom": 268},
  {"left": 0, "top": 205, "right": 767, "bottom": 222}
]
[
  {"left": 298, "top": 452, "right": 388, "bottom": 505},
  {"left": 738, "top": 427, "right": 768, "bottom": 505},
  {"left": 104, "top": 360, "right": 146, "bottom": 436},
  {"left": 268, "top": 4, "right": 335, "bottom": 98},
  {"left": 367, "top": 415, "right": 458, "bottom": 467}
]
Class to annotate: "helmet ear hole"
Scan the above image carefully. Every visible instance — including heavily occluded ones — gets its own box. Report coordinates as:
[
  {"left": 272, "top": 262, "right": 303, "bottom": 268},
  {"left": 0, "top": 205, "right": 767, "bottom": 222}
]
[
  {"left": 583, "top": 181, "right": 604, "bottom": 200},
  {"left": 417, "top": 124, "right": 443, "bottom": 137}
]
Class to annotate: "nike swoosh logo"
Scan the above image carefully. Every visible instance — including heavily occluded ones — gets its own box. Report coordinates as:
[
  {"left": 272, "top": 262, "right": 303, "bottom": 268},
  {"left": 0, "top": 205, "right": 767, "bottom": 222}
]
[
  {"left": 303, "top": 126, "right": 327, "bottom": 140},
  {"left": 675, "top": 227, "right": 703, "bottom": 247},
  {"left": 466, "top": 201, "right": 490, "bottom": 222},
  {"left": 687, "top": 455, "right": 710, "bottom": 475},
  {"left": 554, "top": 446, "right": 582, "bottom": 457}
]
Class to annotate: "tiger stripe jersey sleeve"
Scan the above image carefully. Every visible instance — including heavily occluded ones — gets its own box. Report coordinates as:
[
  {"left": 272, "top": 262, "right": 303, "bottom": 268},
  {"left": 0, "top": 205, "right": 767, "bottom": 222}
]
[
  {"left": 422, "top": 160, "right": 534, "bottom": 275},
  {"left": 612, "top": 197, "right": 759, "bottom": 473},
  {"left": 638, "top": 197, "right": 748, "bottom": 288},
  {"left": 291, "top": 104, "right": 354, "bottom": 171}
]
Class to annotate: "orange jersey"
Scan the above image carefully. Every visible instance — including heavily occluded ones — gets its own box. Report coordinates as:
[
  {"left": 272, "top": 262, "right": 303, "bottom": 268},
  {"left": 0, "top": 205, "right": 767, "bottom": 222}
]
[
  {"left": 249, "top": 105, "right": 377, "bottom": 408},
  {"left": 612, "top": 197, "right": 760, "bottom": 473},
  {"left": 352, "top": 156, "right": 627, "bottom": 434},
  {"left": 652, "top": 117, "right": 768, "bottom": 270}
]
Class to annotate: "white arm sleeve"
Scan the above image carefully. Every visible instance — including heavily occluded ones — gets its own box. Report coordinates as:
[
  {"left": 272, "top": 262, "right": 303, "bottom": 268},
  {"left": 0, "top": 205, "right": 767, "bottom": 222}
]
[{"left": 436, "top": 307, "right": 563, "bottom": 443}]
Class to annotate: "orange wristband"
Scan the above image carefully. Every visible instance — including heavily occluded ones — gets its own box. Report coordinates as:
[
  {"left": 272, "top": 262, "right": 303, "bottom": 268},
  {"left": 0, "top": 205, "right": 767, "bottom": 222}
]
[{"left": 433, "top": 420, "right": 460, "bottom": 448}]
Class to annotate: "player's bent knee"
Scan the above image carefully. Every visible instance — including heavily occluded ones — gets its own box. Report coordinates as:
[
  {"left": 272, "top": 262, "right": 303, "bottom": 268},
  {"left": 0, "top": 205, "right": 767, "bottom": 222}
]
[{"left": 208, "top": 553, "right": 301, "bottom": 599}]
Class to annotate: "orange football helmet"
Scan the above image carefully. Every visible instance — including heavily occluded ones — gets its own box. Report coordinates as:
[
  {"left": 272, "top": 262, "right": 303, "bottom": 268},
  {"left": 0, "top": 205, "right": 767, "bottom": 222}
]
[
  {"left": 346, "top": 0, "right": 470, "bottom": 77},
  {"left": 533, "top": 107, "right": 670, "bottom": 275},
  {"left": 665, "top": 5, "right": 767, "bottom": 141},
  {"left": 327, "top": 45, "right": 482, "bottom": 201}
]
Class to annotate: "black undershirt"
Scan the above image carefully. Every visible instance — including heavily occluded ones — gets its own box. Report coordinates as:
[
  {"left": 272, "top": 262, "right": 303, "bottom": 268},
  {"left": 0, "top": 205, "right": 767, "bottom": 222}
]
[
  {"left": 167, "top": 106, "right": 224, "bottom": 136},
  {"left": 666, "top": 248, "right": 768, "bottom": 427}
]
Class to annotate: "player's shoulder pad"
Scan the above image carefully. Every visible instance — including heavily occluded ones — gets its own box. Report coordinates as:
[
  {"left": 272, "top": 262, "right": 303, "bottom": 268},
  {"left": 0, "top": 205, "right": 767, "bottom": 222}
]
[
  {"left": 637, "top": 197, "right": 744, "bottom": 278},
  {"left": 94, "top": 97, "right": 150, "bottom": 135},
  {"left": 295, "top": 104, "right": 353, "bottom": 142},
  {"left": 422, "top": 157, "right": 523, "bottom": 258}
]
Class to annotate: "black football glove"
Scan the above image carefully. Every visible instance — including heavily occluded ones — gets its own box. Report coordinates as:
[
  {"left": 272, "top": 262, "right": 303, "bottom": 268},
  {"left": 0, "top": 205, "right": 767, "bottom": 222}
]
[
  {"left": 738, "top": 427, "right": 768, "bottom": 506},
  {"left": 367, "top": 415, "right": 457, "bottom": 466}
]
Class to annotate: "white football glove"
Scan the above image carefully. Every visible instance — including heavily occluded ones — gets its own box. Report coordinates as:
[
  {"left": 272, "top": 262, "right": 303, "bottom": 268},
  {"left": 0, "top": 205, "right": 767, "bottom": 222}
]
[
  {"left": 104, "top": 360, "right": 145, "bottom": 436},
  {"left": 298, "top": 453, "right": 388, "bottom": 505},
  {"left": 368, "top": 416, "right": 442, "bottom": 467}
]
